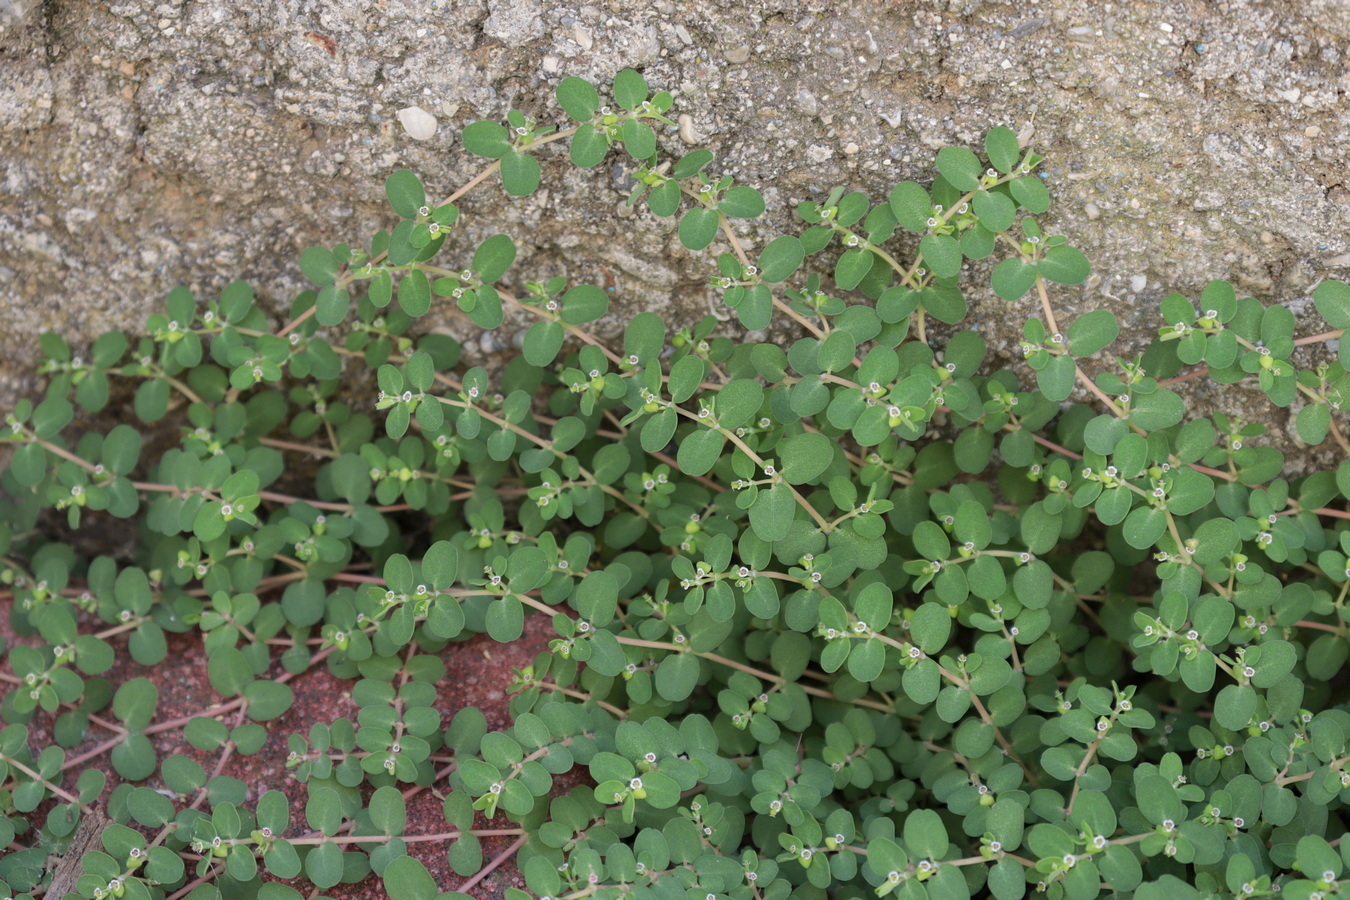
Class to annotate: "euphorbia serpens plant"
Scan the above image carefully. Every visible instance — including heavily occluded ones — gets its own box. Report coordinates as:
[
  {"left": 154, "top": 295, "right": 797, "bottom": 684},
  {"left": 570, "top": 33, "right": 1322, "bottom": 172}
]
[{"left": 4, "top": 68, "right": 1350, "bottom": 900}]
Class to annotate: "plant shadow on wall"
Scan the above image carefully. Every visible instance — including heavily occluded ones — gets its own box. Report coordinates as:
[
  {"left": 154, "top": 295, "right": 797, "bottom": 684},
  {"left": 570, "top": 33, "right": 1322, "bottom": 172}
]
[{"left": 5, "top": 68, "right": 1350, "bottom": 900}]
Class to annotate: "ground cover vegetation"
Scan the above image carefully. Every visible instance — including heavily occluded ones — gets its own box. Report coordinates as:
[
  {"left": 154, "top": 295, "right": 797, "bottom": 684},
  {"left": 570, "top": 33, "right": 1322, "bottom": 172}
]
[{"left": 4, "top": 69, "right": 1350, "bottom": 900}]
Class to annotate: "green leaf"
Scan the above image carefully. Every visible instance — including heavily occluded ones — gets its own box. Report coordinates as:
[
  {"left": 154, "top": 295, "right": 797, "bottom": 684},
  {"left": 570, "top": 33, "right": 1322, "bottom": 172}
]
[
  {"left": 112, "top": 733, "right": 157, "bottom": 781},
  {"left": 474, "top": 234, "right": 517, "bottom": 282},
  {"left": 960, "top": 224, "right": 997, "bottom": 260},
  {"left": 935, "top": 147, "right": 981, "bottom": 191},
  {"left": 641, "top": 408, "right": 677, "bottom": 453},
  {"left": 523, "top": 321, "right": 565, "bottom": 367},
  {"left": 836, "top": 248, "right": 874, "bottom": 290},
  {"left": 10, "top": 443, "right": 47, "bottom": 487},
  {"left": 1179, "top": 650, "right": 1216, "bottom": 692},
  {"left": 404, "top": 350, "right": 435, "bottom": 392},
  {"left": 672, "top": 149, "right": 714, "bottom": 179},
  {"left": 972, "top": 190, "right": 1015, "bottom": 232},
  {"left": 903, "top": 658, "right": 940, "bottom": 704},
  {"left": 1067, "top": 310, "right": 1119, "bottom": 358},
  {"left": 1038, "top": 246, "right": 1090, "bottom": 285},
  {"left": 985, "top": 126, "right": 1020, "bottom": 174},
  {"left": 612, "top": 69, "right": 649, "bottom": 110},
  {"left": 1297, "top": 402, "right": 1331, "bottom": 445},
  {"left": 306, "top": 787, "right": 342, "bottom": 836},
  {"left": 719, "top": 185, "right": 765, "bottom": 219},
  {"left": 311, "top": 284, "right": 348, "bottom": 326},
  {"left": 257, "top": 790, "right": 290, "bottom": 834},
  {"left": 135, "top": 378, "right": 170, "bottom": 422},
  {"left": 243, "top": 680, "right": 293, "bottom": 721},
  {"left": 214, "top": 802, "right": 242, "bottom": 839},
  {"left": 218, "top": 282, "right": 253, "bottom": 323},
  {"left": 369, "top": 786, "right": 406, "bottom": 836},
  {"left": 383, "top": 855, "right": 437, "bottom": 900},
  {"left": 569, "top": 124, "right": 609, "bottom": 168},
  {"left": 305, "top": 841, "right": 343, "bottom": 889},
  {"left": 113, "top": 678, "right": 158, "bottom": 731},
  {"left": 1037, "top": 355, "right": 1076, "bottom": 402},
  {"left": 561, "top": 284, "right": 609, "bottom": 325},
  {"left": 749, "top": 484, "right": 796, "bottom": 543},
  {"left": 1198, "top": 593, "right": 1236, "bottom": 644},
  {"left": 101, "top": 822, "right": 147, "bottom": 860},
  {"left": 1129, "top": 389, "right": 1185, "bottom": 430},
  {"left": 207, "top": 647, "right": 251, "bottom": 697},
  {"left": 1176, "top": 418, "right": 1215, "bottom": 462},
  {"left": 368, "top": 270, "right": 393, "bottom": 308},
  {"left": 817, "top": 331, "right": 857, "bottom": 373},
  {"left": 1122, "top": 506, "right": 1167, "bottom": 550},
  {"left": 992, "top": 258, "right": 1038, "bottom": 301},
  {"left": 1314, "top": 280, "right": 1350, "bottom": 329},
  {"left": 160, "top": 755, "right": 205, "bottom": 798},
  {"left": 640, "top": 771, "right": 681, "bottom": 808},
  {"left": 668, "top": 355, "right": 706, "bottom": 403},
  {"left": 228, "top": 844, "right": 258, "bottom": 881},
  {"left": 919, "top": 234, "right": 963, "bottom": 279},
  {"left": 988, "top": 858, "right": 1026, "bottom": 900},
  {"left": 678, "top": 208, "right": 720, "bottom": 251},
  {"left": 461, "top": 120, "right": 512, "bottom": 159},
  {"left": 676, "top": 427, "right": 725, "bottom": 478},
  {"left": 655, "top": 654, "right": 700, "bottom": 702},
  {"left": 780, "top": 432, "right": 834, "bottom": 485},
  {"left": 102, "top": 425, "right": 142, "bottom": 475},
  {"left": 890, "top": 182, "right": 932, "bottom": 232},
  {"left": 486, "top": 595, "right": 524, "bottom": 641},
  {"left": 147, "top": 846, "right": 186, "bottom": 884},
  {"left": 299, "top": 246, "right": 339, "bottom": 285},
  {"left": 500, "top": 152, "right": 541, "bottom": 197},
  {"left": 753, "top": 238, "right": 803, "bottom": 286},
  {"left": 397, "top": 271, "right": 430, "bottom": 317},
  {"left": 385, "top": 169, "right": 425, "bottom": 218},
  {"left": 647, "top": 180, "right": 681, "bottom": 216},
  {"left": 1020, "top": 503, "right": 1061, "bottom": 555},
  {"left": 185, "top": 717, "right": 228, "bottom": 751},
  {"left": 717, "top": 379, "right": 765, "bottom": 429},
  {"left": 903, "top": 808, "right": 948, "bottom": 860},
  {"left": 621, "top": 120, "right": 656, "bottom": 160},
  {"left": 826, "top": 248, "right": 869, "bottom": 290},
  {"left": 556, "top": 76, "right": 600, "bottom": 121},
  {"left": 848, "top": 640, "right": 885, "bottom": 682},
  {"left": 31, "top": 397, "right": 72, "bottom": 438},
  {"left": 1214, "top": 685, "right": 1257, "bottom": 731},
  {"left": 1011, "top": 177, "right": 1050, "bottom": 213},
  {"left": 127, "top": 786, "right": 175, "bottom": 826},
  {"left": 1251, "top": 641, "right": 1297, "bottom": 688}
]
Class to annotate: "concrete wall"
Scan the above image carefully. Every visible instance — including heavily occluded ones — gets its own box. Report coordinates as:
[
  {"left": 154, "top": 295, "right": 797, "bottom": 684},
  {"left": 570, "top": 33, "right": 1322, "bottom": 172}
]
[{"left": 2, "top": 0, "right": 1348, "bottom": 466}]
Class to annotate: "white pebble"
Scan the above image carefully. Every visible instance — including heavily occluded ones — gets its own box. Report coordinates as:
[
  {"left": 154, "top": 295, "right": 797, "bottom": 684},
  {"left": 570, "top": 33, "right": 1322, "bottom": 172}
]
[
  {"left": 1130, "top": 275, "right": 1147, "bottom": 293},
  {"left": 678, "top": 114, "right": 701, "bottom": 145},
  {"left": 398, "top": 106, "right": 438, "bottom": 141}
]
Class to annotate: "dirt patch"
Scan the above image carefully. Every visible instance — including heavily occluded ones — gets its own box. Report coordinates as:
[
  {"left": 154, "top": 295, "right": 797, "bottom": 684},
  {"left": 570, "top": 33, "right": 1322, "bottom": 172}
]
[{"left": 1, "top": 600, "right": 560, "bottom": 899}]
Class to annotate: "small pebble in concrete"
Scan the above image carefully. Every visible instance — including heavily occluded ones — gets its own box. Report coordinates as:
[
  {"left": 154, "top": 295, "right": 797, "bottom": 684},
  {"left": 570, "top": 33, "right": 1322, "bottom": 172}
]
[{"left": 398, "top": 106, "right": 437, "bottom": 141}]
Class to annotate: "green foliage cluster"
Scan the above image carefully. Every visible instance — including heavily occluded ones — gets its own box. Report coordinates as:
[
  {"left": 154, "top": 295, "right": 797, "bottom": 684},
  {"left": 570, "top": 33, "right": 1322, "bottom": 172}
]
[{"left": 4, "top": 68, "right": 1350, "bottom": 900}]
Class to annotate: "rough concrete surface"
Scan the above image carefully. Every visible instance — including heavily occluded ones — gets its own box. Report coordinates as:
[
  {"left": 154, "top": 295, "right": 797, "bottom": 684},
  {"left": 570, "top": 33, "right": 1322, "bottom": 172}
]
[{"left": 1, "top": 0, "right": 1348, "bottom": 470}]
